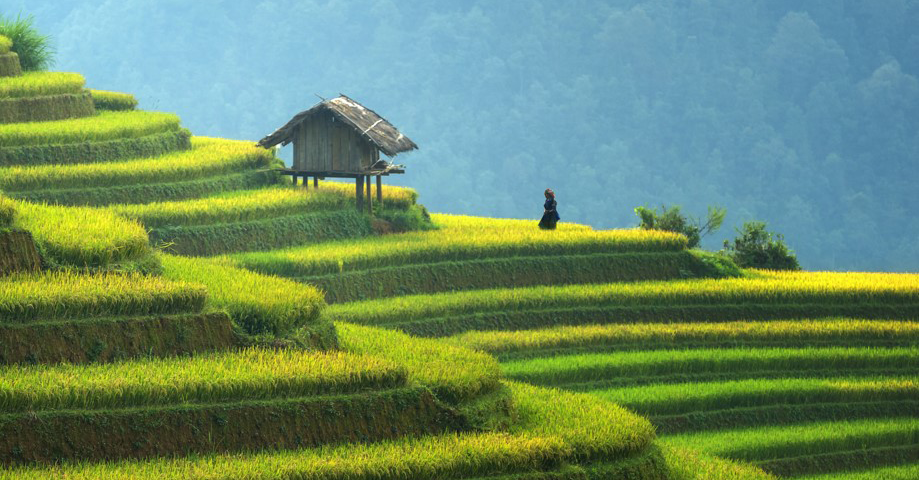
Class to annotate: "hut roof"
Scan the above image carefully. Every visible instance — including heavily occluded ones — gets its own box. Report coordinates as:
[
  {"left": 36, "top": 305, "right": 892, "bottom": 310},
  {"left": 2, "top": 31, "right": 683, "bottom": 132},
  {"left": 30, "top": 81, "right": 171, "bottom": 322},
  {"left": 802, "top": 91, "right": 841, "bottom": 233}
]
[{"left": 257, "top": 95, "right": 418, "bottom": 157}]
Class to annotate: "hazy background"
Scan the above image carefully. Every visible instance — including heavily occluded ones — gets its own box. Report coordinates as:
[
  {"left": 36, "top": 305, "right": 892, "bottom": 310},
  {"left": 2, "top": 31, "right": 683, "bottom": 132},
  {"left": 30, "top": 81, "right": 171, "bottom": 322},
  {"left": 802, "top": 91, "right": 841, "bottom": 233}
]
[{"left": 6, "top": 0, "right": 918, "bottom": 271}]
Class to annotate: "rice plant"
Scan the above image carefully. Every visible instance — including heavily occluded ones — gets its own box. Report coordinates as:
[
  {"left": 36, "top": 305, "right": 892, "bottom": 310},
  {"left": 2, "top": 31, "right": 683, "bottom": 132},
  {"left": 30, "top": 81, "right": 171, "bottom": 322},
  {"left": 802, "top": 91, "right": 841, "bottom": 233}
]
[
  {"left": 0, "top": 382, "right": 659, "bottom": 480},
  {"left": 160, "top": 254, "right": 325, "bottom": 335},
  {"left": 0, "top": 110, "right": 180, "bottom": 147},
  {"left": 228, "top": 213, "right": 687, "bottom": 278},
  {"left": 112, "top": 186, "right": 353, "bottom": 228},
  {"left": 0, "top": 347, "right": 404, "bottom": 412},
  {"left": 662, "top": 445, "right": 778, "bottom": 480},
  {"left": 88, "top": 89, "right": 137, "bottom": 110},
  {"left": 0, "top": 72, "right": 84, "bottom": 98},
  {"left": 662, "top": 417, "right": 919, "bottom": 463},
  {"left": 336, "top": 322, "right": 502, "bottom": 402},
  {"left": 0, "top": 136, "right": 274, "bottom": 192},
  {"left": 0, "top": 271, "right": 205, "bottom": 323},
  {"left": 14, "top": 201, "right": 150, "bottom": 267},
  {"left": 0, "top": 194, "right": 16, "bottom": 227},
  {"left": 324, "top": 271, "right": 919, "bottom": 327},
  {"left": 501, "top": 347, "right": 919, "bottom": 387},
  {"left": 594, "top": 376, "right": 919, "bottom": 416},
  {"left": 446, "top": 319, "right": 919, "bottom": 356},
  {"left": 796, "top": 463, "right": 919, "bottom": 480}
]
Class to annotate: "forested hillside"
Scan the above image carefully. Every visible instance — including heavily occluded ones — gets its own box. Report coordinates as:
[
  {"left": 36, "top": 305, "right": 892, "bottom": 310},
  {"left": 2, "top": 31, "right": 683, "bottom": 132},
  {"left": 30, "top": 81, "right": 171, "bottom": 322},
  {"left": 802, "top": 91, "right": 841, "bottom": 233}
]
[{"left": 10, "top": 0, "right": 919, "bottom": 271}]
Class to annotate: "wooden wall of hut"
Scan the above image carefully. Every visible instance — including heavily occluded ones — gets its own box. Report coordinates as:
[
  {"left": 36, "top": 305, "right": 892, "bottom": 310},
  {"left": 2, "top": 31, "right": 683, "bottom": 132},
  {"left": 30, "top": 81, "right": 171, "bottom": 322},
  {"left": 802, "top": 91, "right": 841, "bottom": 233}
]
[{"left": 292, "top": 111, "right": 380, "bottom": 173}]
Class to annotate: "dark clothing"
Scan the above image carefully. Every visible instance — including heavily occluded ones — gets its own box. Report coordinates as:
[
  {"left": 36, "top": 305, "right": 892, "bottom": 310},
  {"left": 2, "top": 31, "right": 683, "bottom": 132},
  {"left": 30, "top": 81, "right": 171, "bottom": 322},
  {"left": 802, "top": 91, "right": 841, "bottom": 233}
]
[{"left": 539, "top": 197, "right": 560, "bottom": 229}]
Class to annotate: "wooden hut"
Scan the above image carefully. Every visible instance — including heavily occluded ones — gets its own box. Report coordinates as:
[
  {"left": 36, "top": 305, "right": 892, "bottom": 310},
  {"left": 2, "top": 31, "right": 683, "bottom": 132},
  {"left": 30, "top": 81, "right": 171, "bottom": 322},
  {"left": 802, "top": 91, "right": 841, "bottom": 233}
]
[{"left": 257, "top": 95, "right": 418, "bottom": 212}]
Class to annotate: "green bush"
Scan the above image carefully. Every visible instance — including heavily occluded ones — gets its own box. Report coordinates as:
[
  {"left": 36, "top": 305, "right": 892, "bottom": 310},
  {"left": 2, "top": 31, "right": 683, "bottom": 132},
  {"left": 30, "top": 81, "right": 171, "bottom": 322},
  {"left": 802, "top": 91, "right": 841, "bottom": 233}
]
[
  {"left": 635, "top": 204, "right": 725, "bottom": 248},
  {"left": 723, "top": 221, "right": 800, "bottom": 270},
  {"left": 375, "top": 204, "right": 435, "bottom": 232},
  {"left": 0, "top": 13, "right": 54, "bottom": 71}
]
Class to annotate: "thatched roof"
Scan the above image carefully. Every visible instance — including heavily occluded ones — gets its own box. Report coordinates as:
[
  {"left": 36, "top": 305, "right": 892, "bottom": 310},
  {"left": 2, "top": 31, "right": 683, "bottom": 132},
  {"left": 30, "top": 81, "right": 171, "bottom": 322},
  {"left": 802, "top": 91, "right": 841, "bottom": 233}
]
[{"left": 257, "top": 95, "right": 418, "bottom": 157}]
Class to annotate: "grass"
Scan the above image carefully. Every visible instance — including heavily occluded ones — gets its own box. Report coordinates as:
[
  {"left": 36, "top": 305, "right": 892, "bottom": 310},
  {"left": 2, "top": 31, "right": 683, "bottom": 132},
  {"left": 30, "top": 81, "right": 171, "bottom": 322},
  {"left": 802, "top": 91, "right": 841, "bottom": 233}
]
[
  {"left": 0, "top": 72, "right": 84, "bottom": 98},
  {"left": 110, "top": 183, "right": 411, "bottom": 228},
  {"left": 662, "top": 417, "right": 919, "bottom": 463},
  {"left": 0, "top": 34, "right": 10, "bottom": 54},
  {"left": 0, "top": 136, "right": 275, "bottom": 192},
  {"left": 0, "top": 271, "right": 205, "bottom": 323},
  {"left": 0, "top": 347, "right": 404, "bottom": 412},
  {"left": 88, "top": 89, "right": 137, "bottom": 110},
  {"left": 14, "top": 201, "right": 150, "bottom": 267},
  {"left": 0, "top": 13, "right": 54, "bottom": 71},
  {"left": 323, "top": 272, "right": 919, "bottom": 328},
  {"left": 592, "top": 376, "right": 919, "bottom": 416},
  {"left": 160, "top": 254, "right": 325, "bottom": 336},
  {"left": 500, "top": 347, "right": 919, "bottom": 386},
  {"left": 445, "top": 319, "right": 919, "bottom": 357},
  {"left": 0, "top": 110, "right": 180, "bottom": 147},
  {"left": 228, "top": 213, "right": 687, "bottom": 278}
]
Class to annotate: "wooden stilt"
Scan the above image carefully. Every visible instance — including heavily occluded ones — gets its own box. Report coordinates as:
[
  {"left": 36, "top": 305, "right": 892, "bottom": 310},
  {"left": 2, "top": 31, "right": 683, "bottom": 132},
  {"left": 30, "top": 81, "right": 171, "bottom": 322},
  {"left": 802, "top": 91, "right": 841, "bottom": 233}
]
[
  {"left": 376, "top": 175, "right": 382, "bottom": 206},
  {"left": 314, "top": 176, "right": 319, "bottom": 188},
  {"left": 292, "top": 175, "right": 298, "bottom": 186},
  {"left": 366, "top": 174, "right": 373, "bottom": 213},
  {"left": 304, "top": 175, "right": 310, "bottom": 189},
  {"left": 356, "top": 176, "right": 364, "bottom": 212}
]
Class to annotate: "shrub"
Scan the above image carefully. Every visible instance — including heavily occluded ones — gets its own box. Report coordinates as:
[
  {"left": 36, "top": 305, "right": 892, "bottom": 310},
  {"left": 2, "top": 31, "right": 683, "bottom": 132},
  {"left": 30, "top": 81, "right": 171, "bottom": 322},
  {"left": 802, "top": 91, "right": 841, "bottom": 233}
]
[
  {"left": 635, "top": 204, "right": 725, "bottom": 248},
  {"left": 723, "top": 221, "right": 800, "bottom": 270},
  {"left": 0, "top": 13, "right": 54, "bottom": 71}
]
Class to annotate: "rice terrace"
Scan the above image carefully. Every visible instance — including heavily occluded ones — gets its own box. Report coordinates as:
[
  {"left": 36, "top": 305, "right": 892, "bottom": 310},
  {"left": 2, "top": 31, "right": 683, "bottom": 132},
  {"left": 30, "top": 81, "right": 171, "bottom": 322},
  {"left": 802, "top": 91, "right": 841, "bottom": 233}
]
[{"left": 1, "top": 4, "right": 918, "bottom": 480}]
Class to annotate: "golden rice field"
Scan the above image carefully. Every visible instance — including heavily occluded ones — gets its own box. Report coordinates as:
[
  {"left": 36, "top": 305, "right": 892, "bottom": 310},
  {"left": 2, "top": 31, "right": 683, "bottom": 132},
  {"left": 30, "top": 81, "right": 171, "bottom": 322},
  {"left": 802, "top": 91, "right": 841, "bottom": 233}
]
[
  {"left": 227, "top": 213, "right": 687, "bottom": 277},
  {"left": 662, "top": 417, "right": 919, "bottom": 463},
  {"left": 0, "top": 136, "right": 273, "bottom": 192},
  {"left": 595, "top": 376, "right": 919, "bottom": 415},
  {"left": 0, "top": 381, "right": 675, "bottom": 480},
  {"left": 88, "top": 89, "right": 137, "bottom": 110},
  {"left": 0, "top": 110, "right": 181, "bottom": 147},
  {"left": 0, "top": 347, "right": 404, "bottom": 412},
  {"left": 0, "top": 271, "right": 205, "bottom": 322},
  {"left": 325, "top": 271, "right": 919, "bottom": 326},
  {"left": 159, "top": 253, "right": 325, "bottom": 335},
  {"left": 0, "top": 72, "right": 85, "bottom": 99},
  {"left": 0, "top": 195, "right": 15, "bottom": 227},
  {"left": 337, "top": 322, "right": 502, "bottom": 402},
  {"left": 446, "top": 319, "right": 919, "bottom": 355},
  {"left": 14, "top": 201, "right": 150, "bottom": 266},
  {"left": 110, "top": 182, "right": 416, "bottom": 228}
]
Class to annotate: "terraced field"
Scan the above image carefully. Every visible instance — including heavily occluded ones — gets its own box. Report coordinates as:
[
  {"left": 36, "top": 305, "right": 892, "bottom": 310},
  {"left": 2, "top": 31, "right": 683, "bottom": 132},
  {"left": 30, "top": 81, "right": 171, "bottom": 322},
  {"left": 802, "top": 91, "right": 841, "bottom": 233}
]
[{"left": 4, "top": 32, "right": 915, "bottom": 479}]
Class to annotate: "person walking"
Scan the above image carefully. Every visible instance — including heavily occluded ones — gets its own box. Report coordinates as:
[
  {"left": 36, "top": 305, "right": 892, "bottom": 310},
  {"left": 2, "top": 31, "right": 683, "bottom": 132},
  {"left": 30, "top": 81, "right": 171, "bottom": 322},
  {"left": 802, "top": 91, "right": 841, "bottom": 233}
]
[{"left": 539, "top": 188, "right": 560, "bottom": 230}]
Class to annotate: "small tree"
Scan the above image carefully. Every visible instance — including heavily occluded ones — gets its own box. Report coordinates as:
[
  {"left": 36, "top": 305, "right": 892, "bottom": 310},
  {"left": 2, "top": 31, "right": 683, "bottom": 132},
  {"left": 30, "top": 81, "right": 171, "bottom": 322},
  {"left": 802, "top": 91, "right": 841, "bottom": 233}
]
[
  {"left": 635, "top": 204, "right": 726, "bottom": 248},
  {"left": 0, "top": 13, "right": 55, "bottom": 71},
  {"left": 722, "top": 221, "right": 800, "bottom": 270}
]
